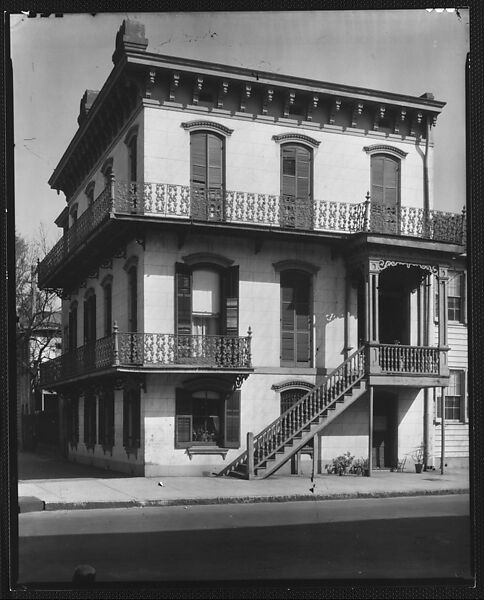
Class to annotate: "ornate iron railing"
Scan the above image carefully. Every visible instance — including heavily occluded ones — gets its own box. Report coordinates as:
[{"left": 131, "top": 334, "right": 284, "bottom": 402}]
[
  {"left": 38, "top": 184, "right": 114, "bottom": 284},
  {"left": 40, "top": 330, "right": 252, "bottom": 386},
  {"left": 117, "top": 332, "right": 252, "bottom": 368},
  {"left": 218, "top": 346, "right": 366, "bottom": 477},
  {"left": 38, "top": 179, "right": 466, "bottom": 285}
]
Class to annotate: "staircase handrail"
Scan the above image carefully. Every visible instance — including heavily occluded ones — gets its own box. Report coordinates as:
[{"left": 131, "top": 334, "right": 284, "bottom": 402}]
[{"left": 218, "top": 345, "right": 366, "bottom": 477}]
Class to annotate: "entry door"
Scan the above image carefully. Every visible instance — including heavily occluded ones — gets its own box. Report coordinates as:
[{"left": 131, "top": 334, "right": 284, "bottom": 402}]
[
  {"left": 372, "top": 397, "right": 397, "bottom": 469},
  {"left": 378, "top": 290, "right": 409, "bottom": 345},
  {"left": 370, "top": 155, "right": 400, "bottom": 234}
]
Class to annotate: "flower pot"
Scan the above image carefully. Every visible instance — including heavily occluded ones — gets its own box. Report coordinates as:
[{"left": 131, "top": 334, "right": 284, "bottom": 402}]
[{"left": 415, "top": 463, "right": 423, "bottom": 473}]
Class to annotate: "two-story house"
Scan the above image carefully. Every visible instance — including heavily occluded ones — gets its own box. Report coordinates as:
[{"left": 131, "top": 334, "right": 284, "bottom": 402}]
[{"left": 38, "top": 20, "right": 467, "bottom": 477}]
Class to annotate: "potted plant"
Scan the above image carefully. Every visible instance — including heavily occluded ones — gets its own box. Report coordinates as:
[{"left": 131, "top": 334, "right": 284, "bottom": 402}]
[{"left": 412, "top": 444, "right": 424, "bottom": 473}]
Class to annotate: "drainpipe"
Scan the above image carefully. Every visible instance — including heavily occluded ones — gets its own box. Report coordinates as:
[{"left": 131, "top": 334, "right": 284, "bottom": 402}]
[{"left": 422, "top": 112, "right": 431, "bottom": 470}]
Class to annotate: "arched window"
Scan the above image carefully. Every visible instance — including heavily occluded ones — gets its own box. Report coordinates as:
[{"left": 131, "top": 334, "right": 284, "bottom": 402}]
[
  {"left": 370, "top": 154, "right": 401, "bottom": 234},
  {"left": 190, "top": 131, "right": 224, "bottom": 221},
  {"left": 69, "top": 204, "right": 78, "bottom": 227},
  {"left": 175, "top": 262, "right": 238, "bottom": 338},
  {"left": 127, "top": 265, "right": 138, "bottom": 332},
  {"left": 85, "top": 181, "right": 95, "bottom": 206},
  {"left": 280, "top": 387, "right": 309, "bottom": 414},
  {"left": 84, "top": 392, "right": 97, "bottom": 448},
  {"left": 101, "top": 158, "right": 114, "bottom": 188},
  {"left": 175, "top": 387, "right": 240, "bottom": 449},
  {"left": 83, "top": 289, "right": 97, "bottom": 345},
  {"left": 68, "top": 301, "right": 78, "bottom": 352},
  {"left": 280, "top": 144, "right": 313, "bottom": 229},
  {"left": 101, "top": 276, "right": 113, "bottom": 337},
  {"left": 98, "top": 389, "right": 115, "bottom": 448},
  {"left": 127, "top": 135, "right": 137, "bottom": 183},
  {"left": 280, "top": 270, "right": 312, "bottom": 367},
  {"left": 123, "top": 387, "right": 140, "bottom": 449}
]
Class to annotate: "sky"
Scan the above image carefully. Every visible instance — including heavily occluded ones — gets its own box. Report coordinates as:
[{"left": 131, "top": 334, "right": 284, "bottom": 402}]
[{"left": 9, "top": 9, "right": 469, "bottom": 246}]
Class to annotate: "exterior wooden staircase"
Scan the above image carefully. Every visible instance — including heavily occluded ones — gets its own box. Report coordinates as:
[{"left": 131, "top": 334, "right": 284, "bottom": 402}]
[{"left": 218, "top": 346, "right": 367, "bottom": 479}]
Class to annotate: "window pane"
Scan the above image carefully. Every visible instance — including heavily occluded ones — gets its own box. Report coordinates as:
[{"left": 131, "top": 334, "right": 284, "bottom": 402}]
[{"left": 192, "top": 269, "right": 220, "bottom": 314}]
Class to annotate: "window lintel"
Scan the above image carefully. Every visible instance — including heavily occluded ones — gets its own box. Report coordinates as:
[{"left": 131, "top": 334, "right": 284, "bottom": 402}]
[
  {"left": 124, "top": 124, "right": 139, "bottom": 145},
  {"left": 363, "top": 144, "right": 408, "bottom": 158},
  {"left": 181, "top": 377, "right": 233, "bottom": 395},
  {"left": 123, "top": 255, "right": 139, "bottom": 272},
  {"left": 182, "top": 252, "right": 234, "bottom": 270},
  {"left": 272, "top": 133, "right": 320, "bottom": 148},
  {"left": 181, "top": 120, "right": 233, "bottom": 136},
  {"left": 273, "top": 259, "right": 320, "bottom": 274},
  {"left": 271, "top": 380, "right": 315, "bottom": 393},
  {"left": 101, "top": 274, "right": 113, "bottom": 288}
]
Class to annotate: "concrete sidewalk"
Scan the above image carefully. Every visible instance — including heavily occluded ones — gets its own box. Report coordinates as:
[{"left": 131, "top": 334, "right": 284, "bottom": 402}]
[{"left": 17, "top": 452, "right": 470, "bottom": 513}]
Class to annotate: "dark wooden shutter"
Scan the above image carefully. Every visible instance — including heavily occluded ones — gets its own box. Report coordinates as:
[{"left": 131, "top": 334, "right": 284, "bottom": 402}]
[
  {"left": 282, "top": 146, "right": 296, "bottom": 198},
  {"left": 175, "top": 263, "right": 192, "bottom": 335},
  {"left": 207, "top": 134, "right": 223, "bottom": 190},
  {"left": 175, "top": 389, "right": 192, "bottom": 447},
  {"left": 128, "top": 268, "right": 138, "bottom": 333},
  {"left": 281, "top": 283, "right": 295, "bottom": 363},
  {"left": 222, "top": 266, "right": 239, "bottom": 336},
  {"left": 461, "top": 271, "right": 467, "bottom": 324},
  {"left": 295, "top": 278, "right": 310, "bottom": 365},
  {"left": 281, "top": 271, "right": 311, "bottom": 366},
  {"left": 190, "top": 133, "right": 207, "bottom": 220},
  {"left": 295, "top": 147, "right": 311, "bottom": 201},
  {"left": 224, "top": 390, "right": 240, "bottom": 448}
]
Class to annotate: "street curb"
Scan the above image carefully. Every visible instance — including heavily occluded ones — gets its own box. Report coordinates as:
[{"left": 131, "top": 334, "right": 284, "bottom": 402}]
[{"left": 40, "top": 487, "right": 469, "bottom": 512}]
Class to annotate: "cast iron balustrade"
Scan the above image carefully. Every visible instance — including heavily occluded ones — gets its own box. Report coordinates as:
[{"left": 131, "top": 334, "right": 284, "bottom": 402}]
[
  {"left": 38, "top": 179, "right": 466, "bottom": 286},
  {"left": 40, "top": 330, "right": 253, "bottom": 387}
]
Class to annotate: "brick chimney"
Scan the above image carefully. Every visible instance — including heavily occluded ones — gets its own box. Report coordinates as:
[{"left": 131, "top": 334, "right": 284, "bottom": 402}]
[
  {"left": 112, "top": 19, "right": 148, "bottom": 64},
  {"left": 77, "top": 90, "right": 99, "bottom": 126}
]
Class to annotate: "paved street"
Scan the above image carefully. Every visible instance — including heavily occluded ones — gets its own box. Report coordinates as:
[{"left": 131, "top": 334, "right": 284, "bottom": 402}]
[{"left": 18, "top": 495, "right": 471, "bottom": 583}]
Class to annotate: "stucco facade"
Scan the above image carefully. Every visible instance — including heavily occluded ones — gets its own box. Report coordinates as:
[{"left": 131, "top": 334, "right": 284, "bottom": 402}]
[{"left": 38, "top": 20, "right": 467, "bottom": 478}]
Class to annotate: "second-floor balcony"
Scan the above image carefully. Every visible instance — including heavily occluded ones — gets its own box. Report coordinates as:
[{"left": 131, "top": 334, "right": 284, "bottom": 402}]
[
  {"left": 38, "top": 179, "right": 466, "bottom": 287},
  {"left": 40, "top": 329, "right": 253, "bottom": 387}
]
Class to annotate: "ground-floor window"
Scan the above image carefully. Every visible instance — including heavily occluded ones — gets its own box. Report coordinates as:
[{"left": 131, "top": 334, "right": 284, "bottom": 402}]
[
  {"left": 436, "top": 370, "right": 466, "bottom": 421},
  {"left": 98, "top": 389, "right": 115, "bottom": 447},
  {"left": 123, "top": 388, "right": 141, "bottom": 448},
  {"left": 175, "top": 389, "right": 240, "bottom": 449},
  {"left": 84, "top": 393, "right": 97, "bottom": 448},
  {"left": 67, "top": 396, "right": 79, "bottom": 445}
]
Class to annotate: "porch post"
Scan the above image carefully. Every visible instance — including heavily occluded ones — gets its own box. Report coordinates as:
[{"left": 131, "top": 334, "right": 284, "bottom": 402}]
[
  {"left": 365, "top": 270, "right": 372, "bottom": 342},
  {"left": 247, "top": 431, "right": 254, "bottom": 479},
  {"left": 440, "top": 386, "right": 446, "bottom": 475},
  {"left": 343, "top": 275, "right": 352, "bottom": 360},
  {"left": 372, "top": 271, "right": 380, "bottom": 342},
  {"left": 423, "top": 274, "right": 432, "bottom": 469},
  {"left": 367, "top": 385, "right": 373, "bottom": 477},
  {"left": 438, "top": 268, "right": 449, "bottom": 369},
  {"left": 313, "top": 433, "right": 321, "bottom": 475}
]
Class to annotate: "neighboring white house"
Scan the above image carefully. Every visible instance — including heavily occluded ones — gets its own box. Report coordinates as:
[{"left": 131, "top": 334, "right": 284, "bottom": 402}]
[{"left": 38, "top": 20, "right": 467, "bottom": 477}]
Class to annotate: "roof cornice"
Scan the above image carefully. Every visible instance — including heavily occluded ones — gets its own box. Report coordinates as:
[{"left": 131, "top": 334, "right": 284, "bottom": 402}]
[{"left": 125, "top": 50, "right": 446, "bottom": 113}]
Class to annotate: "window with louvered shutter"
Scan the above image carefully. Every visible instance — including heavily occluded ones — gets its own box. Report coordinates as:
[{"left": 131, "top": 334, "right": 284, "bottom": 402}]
[
  {"left": 371, "top": 155, "right": 400, "bottom": 207},
  {"left": 83, "top": 293, "right": 96, "bottom": 344},
  {"left": 281, "top": 144, "right": 312, "bottom": 229},
  {"left": 190, "top": 132, "right": 224, "bottom": 221},
  {"left": 175, "top": 263, "right": 192, "bottom": 335},
  {"left": 123, "top": 388, "right": 140, "bottom": 448},
  {"left": 222, "top": 266, "right": 239, "bottom": 336},
  {"left": 224, "top": 391, "right": 240, "bottom": 448},
  {"left": 175, "top": 389, "right": 193, "bottom": 447},
  {"left": 280, "top": 270, "right": 311, "bottom": 366},
  {"left": 128, "top": 267, "right": 138, "bottom": 333},
  {"left": 68, "top": 302, "right": 78, "bottom": 352}
]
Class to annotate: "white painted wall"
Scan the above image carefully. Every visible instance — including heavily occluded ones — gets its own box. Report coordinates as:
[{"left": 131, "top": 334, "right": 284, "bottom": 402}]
[{"left": 143, "top": 106, "right": 427, "bottom": 209}]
